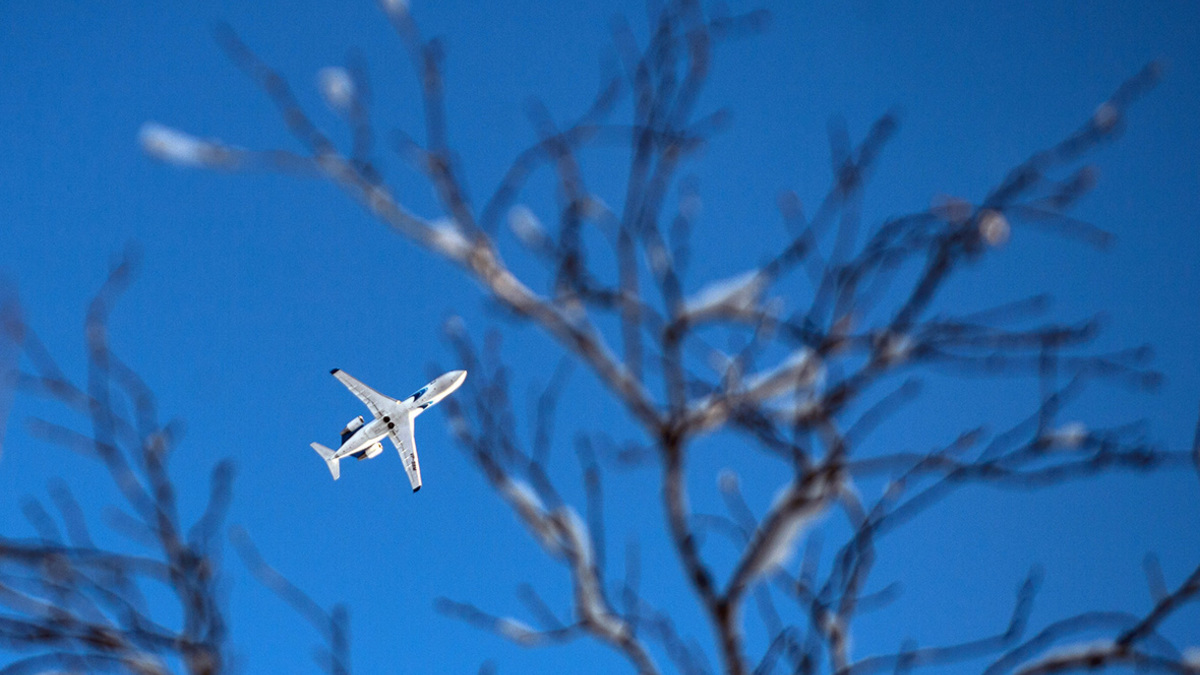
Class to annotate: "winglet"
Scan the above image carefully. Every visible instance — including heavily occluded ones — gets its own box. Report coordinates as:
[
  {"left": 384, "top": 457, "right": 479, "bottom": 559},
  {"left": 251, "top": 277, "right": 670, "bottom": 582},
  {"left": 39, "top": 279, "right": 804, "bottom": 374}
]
[
  {"left": 310, "top": 442, "right": 341, "bottom": 480},
  {"left": 330, "top": 368, "right": 340, "bottom": 375}
]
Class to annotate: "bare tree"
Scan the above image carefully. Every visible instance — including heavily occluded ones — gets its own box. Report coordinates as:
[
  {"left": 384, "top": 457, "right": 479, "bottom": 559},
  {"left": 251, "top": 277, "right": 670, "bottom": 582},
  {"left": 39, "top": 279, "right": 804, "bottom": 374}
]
[
  {"left": 123, "top": 0, "right": 1200, "bottom": 673},
  {"left": 0, "top": 262, "right": 351, "bottom": 675},
  {"left": 0, "top": 259, "right": 230, "bottom": 674}
]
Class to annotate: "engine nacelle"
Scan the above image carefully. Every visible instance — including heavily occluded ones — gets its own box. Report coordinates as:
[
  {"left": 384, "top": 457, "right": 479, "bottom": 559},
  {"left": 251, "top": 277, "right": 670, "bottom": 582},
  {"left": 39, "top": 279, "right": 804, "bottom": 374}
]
[
  {"left": 340, "top": 415, "right": 365, "bottom": 440},
  {"left": 356, "top": 442, "right": 383, "bottom": 461}
]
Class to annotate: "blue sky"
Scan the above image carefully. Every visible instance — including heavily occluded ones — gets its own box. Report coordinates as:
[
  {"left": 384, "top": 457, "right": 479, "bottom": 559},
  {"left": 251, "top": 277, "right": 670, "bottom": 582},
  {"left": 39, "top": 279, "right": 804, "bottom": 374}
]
[{"left": 2, "top": 0, "right": 1198, "bottom": 673}]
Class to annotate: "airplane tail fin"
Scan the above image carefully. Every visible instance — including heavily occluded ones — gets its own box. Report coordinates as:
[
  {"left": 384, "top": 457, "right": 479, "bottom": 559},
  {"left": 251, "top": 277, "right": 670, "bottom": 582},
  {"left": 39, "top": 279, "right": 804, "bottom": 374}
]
[{"left": 310, "top": 443, "right": 341, "bottom": 480}]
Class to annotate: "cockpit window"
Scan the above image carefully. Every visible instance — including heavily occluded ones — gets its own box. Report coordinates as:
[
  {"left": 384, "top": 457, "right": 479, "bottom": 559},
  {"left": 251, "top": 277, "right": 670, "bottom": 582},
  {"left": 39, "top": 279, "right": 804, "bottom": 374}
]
[{"left": 409, "top": 386, "right": 429, "bottom": 401}]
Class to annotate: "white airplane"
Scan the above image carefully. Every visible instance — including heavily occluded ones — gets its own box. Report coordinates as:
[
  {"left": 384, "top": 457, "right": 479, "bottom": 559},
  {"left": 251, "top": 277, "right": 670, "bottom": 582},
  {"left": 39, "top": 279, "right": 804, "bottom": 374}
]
[{"left": 311, "top": 369, "right": 467, "bottom": 491}]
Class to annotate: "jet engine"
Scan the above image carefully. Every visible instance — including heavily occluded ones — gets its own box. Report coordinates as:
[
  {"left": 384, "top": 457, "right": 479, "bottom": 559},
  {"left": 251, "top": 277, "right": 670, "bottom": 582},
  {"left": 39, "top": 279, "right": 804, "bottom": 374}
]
[
  {"left": 340, "top": 415, "right": 365, "bottom": 443},
  {"left": 356, "top": 442, "right": 383, "bottom": 461}
]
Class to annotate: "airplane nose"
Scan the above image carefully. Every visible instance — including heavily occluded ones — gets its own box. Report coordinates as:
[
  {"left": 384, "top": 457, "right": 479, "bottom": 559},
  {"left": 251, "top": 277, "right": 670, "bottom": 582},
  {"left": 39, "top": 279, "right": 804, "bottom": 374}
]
[{"left": 451, "top": 370, "right": 467, "bottom": 386}]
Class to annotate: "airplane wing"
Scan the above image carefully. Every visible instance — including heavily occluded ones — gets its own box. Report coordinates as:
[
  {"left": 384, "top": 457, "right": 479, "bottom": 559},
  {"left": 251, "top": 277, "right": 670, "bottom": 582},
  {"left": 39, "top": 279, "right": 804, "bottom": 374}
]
[
  {"left": 331, "top": 369, "right": 395, "bottom": 419},
  {"left": 386, "top": 412, "right": 423, "bottom": 492}
]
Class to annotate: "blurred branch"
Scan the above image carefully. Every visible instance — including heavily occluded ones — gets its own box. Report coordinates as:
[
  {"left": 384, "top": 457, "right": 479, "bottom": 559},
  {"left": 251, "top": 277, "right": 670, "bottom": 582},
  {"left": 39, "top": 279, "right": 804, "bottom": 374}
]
[
  {"left": 229, "top": 527, "right": 351, "bottom": 675},
  {"left": 1, "top": 258, "right": 231, "bottom": 674},
  {"left": 982, "top": 563, "right": 1200, "bottom": 675}
]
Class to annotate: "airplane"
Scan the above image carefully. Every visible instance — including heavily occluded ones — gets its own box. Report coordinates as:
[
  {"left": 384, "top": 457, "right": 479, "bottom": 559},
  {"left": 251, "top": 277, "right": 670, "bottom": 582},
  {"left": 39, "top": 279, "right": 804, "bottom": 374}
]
[{"left": 310, "top": 369, "right": 467, "bottom": 492}]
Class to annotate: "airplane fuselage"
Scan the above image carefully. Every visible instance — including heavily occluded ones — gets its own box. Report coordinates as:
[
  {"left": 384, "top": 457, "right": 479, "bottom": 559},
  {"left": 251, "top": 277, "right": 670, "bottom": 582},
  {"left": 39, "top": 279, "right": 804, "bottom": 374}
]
[{"left": 340, "top": 421, "right": 388, "bottom": 459}]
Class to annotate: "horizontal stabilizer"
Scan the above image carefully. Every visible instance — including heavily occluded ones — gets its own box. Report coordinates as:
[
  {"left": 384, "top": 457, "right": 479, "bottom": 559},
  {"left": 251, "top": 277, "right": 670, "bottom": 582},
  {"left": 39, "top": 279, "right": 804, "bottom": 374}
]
[{"left": 310, "top": 442, "right": 341, "bottom": 481}]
